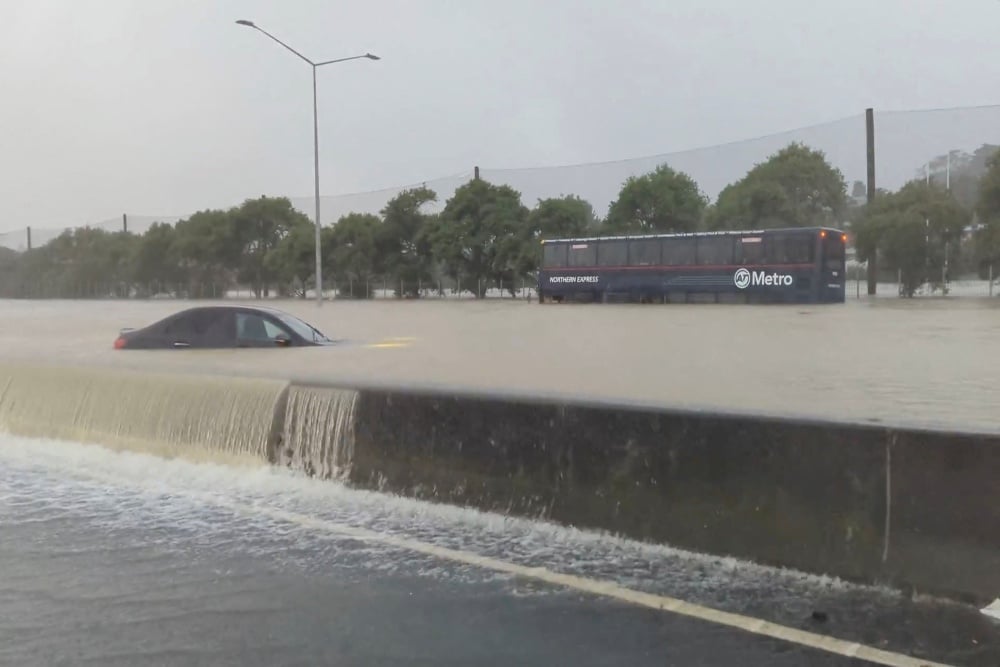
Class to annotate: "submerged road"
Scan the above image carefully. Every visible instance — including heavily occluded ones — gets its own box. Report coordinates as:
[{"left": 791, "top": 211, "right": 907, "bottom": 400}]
[
  {"left": 2, "top": 436, "right": 997, "bottom": 667},
  {"left": 3, "top": 298, "right": 1000, "bottom": 434}
]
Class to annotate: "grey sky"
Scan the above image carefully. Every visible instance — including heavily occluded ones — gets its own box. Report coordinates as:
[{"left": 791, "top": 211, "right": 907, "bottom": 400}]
[{"left": 2, "top": 0, "right": 999, "bottom": 236}]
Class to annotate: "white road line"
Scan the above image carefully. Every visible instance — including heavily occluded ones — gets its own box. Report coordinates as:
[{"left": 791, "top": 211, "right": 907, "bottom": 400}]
[{"left": 214, "top": 499, "right": 952, "bottom": 667}]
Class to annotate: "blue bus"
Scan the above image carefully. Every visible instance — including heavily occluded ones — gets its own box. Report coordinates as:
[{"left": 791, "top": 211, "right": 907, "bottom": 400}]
[{"left": 538, "top": 226, "right": 847, "bottom": 304}]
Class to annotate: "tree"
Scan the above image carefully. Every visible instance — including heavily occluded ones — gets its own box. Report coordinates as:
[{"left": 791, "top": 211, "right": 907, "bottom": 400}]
[
  {"left": 0, "top": 247, "right": 18, "bottom": 297},
  {"left": 230, "top": 196, "right": 313, "bottom": 298},
  {"left": 329, "top": 212, "right": 380, "bottom": 297},
  {"left": 432, "top": 178, "right": 529, "bottom": 297},
  {"left": 972, "top": 152, "right": 1000, "bottom": 278},
  {"left": 604, "top": 164, "right": 706, "bottom": 234},
  {"left": 378, "top": 187, "right": 437, "bottom": 297},
  {"left": 171, "top": 209, "right": 240, "bottom": 298},
  {"left": 528, "top": 195, "right": 598, "bottom": 240},
  {"left": 977, "top": 151, "right": 1000, "bottom": 223},
  {"left": 514, "top": 195, "right": 599, "bottom": 276},
  {"left": 131, "top": 222, "right": 184, "bottom": 295},
  {"left": 854, "top": 181, "right": 969, "bottom": 296},
  {"left": 266, "top": 222, "right": 335, "bottom": 298},
  {"left": 25, "top": 227, "right": 138, "bottom": 297},
  {"left": 710, "top": 142, "right": 847, "bottom": 230},
  {"left": 918, "top": 144, "right": 1000, "bottom": 212}
]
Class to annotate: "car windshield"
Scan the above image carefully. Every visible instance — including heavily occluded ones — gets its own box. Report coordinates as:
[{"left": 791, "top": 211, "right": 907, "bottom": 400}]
[{"left": 275, "top": 312, "right": 329, "bottom": 342}]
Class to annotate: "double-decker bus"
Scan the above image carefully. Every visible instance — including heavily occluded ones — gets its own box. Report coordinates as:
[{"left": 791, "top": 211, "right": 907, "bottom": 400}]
[{"left": 537, "top": 226, "right": 847, "bottom": 304}]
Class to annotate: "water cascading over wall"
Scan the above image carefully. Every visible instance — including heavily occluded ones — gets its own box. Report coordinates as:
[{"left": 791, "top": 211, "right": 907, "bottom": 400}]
[
  {"left": 276, "top": 384, "right": 359, "bottom": 479},
  {"left": 0, "top": 363, "right": 288, "bottom": 466}
]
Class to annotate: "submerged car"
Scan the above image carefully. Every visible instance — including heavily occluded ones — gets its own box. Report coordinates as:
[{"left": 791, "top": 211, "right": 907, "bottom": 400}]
[{"left": 113, "top": 305, "right": 336, "bottom": 349}]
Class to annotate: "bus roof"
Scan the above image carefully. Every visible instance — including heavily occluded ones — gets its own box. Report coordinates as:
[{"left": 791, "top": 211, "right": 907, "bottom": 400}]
[{"left": 540, "top": 226, "right": 845, "bottom": 244}]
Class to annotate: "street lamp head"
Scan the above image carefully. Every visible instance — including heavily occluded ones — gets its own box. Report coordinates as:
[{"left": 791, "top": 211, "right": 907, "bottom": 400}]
[
  {"left": 365, "top": 53, "right": 381, "bottom": 60},
  {"left": 235, "top": 19, "right": 256, "bottom": 27}
]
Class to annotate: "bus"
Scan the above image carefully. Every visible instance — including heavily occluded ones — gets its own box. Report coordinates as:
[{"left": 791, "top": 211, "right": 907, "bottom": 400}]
[{"left": 537, "top": 226, "right": 847, "bottom": 304}]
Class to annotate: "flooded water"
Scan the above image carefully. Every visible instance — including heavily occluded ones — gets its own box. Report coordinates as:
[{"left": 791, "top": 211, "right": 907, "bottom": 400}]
[
  {"left": 1, "top": 297, "right": 999, "bottom": 433},
  {"left": 2, "top": 435, "right": 997, "bottom": 666},
  {"left": 3, "top": 298, "right": 1000, "bottom": 665}
]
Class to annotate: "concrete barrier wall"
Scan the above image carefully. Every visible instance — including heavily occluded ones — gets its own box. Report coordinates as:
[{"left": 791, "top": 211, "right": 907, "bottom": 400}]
[
  {"left": 346, "top": 388, "right": 1000, "bottom": 604},
  {"left": 887, "top": 430, "right": 1000, "bottom": 602},
  {"left": 2, "top": 360, "right": 995, "bottom": 604}
]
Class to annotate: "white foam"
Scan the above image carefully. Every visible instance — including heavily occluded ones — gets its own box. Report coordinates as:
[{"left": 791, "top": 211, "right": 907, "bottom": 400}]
[{"left": 0, "top": 431, "right": 900, "bottom": 604}]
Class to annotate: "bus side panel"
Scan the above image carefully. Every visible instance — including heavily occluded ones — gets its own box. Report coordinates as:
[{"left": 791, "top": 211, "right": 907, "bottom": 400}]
[{"left": 540, "top": 266, "right": 826, "bottom": 304}]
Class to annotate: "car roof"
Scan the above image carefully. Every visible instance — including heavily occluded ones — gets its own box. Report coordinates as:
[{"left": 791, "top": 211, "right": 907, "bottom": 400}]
[{"left": 174, "top": 304, "right": 295, "bottom": 317}]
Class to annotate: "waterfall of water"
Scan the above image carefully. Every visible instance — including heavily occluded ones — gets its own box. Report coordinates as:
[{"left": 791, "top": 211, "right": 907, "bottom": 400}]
[
  {"left": 278, "top": 384, "right": 359, "bottom": 479},
  {"left": 0, "top": 363, "right": 287, "bottom": 466}
]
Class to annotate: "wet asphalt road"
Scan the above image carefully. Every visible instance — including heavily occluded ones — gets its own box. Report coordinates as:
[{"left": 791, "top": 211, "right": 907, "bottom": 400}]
[
  {"left": 7, "top": 438, "right": 999, "bottom": 667},
  {"left": 2, "top": 517, "right": 874, "bottom": 667}
]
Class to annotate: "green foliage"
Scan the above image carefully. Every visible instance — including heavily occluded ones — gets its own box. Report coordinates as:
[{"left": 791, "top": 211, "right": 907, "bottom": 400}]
[
  {"left": 231, "top": 197, "right": 313, "bottom": 297},
  {"left": 266, "top": 223, "right": 331, "bottom": 298},
  {"left": 529, "top": 195, "right": 598, "bottom": 240},
  {"left": 977, "top": 151, "right": 1000, "bottom": 224},
  {"left": 709, "top": 143, "right": 847, "bottom": 230},
  {"left": 378, "top": 187, "right": 437, "bottom": 297},
  {"left": 172, "top": 208, "right": 240, "bottom": 297},
  {"left": 330, "top": 212, "right": 380, "bottom": 297},
  {"left": 130, "top": 222, "right": 183, "bottom": 295},
  {"left": 513, "top": 196, "right": 599, "bottom": 278},
  {"left": 971, "top": 152, "right": 1000, "bottom": 277},
  {"left": 604, "top": 164, "right": 706, "bottom": 234},
  {"left": 853, "top": 181, "right": 969, "bottom": 296},
  {"left": 432, "top": 179, "right": 529, "bottom": 297}
]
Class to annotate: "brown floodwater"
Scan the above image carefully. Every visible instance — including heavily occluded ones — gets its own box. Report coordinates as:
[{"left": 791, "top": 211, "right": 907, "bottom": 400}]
[{"left": 2, "top": 296, "right": 999, "bottom": 433}]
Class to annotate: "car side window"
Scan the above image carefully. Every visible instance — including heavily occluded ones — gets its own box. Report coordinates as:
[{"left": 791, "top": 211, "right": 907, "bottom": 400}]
[
  {"left": 236, "top": 312, "right": 289, "bottom": 342},
  {"left": 163, "top": 310, "right": 228, "bottom": 342}
]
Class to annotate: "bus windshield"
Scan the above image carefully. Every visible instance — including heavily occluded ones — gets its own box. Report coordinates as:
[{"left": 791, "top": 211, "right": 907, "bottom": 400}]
[{"left": 823, "top": 232, "right": 845, "bottom": 271}]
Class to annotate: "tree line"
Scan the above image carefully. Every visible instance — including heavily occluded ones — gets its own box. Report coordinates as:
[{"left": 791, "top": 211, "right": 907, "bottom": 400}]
[{"left": 2, "top": 141, "right": 999, "bottom": 299}]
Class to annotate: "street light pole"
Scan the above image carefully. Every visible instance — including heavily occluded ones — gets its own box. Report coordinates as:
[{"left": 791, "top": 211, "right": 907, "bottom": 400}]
[
  {"left": 312, "top": 63, "right": 321, "bottom": 305},
  {"left": 235, "top": 19, "right": 379, "bottom": 306}
]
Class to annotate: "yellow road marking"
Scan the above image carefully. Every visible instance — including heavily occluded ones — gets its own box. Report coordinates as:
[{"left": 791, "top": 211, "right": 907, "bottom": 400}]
[{"left": 364, "top": 336, "right": 416, "bottom": 349}]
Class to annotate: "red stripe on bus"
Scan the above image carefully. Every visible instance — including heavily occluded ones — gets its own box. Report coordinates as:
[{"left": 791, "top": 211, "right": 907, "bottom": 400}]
[{"left": 544, "top": 263, "right": 818, "bottom": 272}]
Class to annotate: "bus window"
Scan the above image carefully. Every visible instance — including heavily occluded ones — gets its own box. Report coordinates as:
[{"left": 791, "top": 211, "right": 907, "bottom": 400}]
[
  {"left": 823, "top": 233, "right": 845, "bottom": 271},
  {"left": 662, "top": 237, "right": 696, "bottom": 265},
  {"left": 696, "top": 236, "right": 733, "bottom": 265},
  {"left": 542, "top": 243, "right": 567, "bottom": 268},
  {"left": 567, "top": 242, "right": 597, "bottom": 267},
  {"left": 736, "top": 237, "right": 765, "bottom": 264},
  {"left": 767, "top": 233, "right": 815, "bottom": 264},
  {"left": 629, "top": 238, "right": 660, "bottom": 266},
  {"left": 598, "top": 240, "right": 628, "bottom": 266}
]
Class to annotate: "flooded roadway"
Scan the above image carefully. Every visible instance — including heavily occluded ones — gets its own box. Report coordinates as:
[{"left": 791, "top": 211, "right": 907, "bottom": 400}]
[
  {"left": 2, "top": 297, "right": 999, "bottom": 665},
  {"left": 2, "top": 296, "right": 1000, "bottom": 433}
]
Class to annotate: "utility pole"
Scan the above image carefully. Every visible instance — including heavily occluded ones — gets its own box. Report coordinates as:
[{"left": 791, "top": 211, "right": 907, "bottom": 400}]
[{"left": 865, "top": 108, "right": 877, "bottom": 296}]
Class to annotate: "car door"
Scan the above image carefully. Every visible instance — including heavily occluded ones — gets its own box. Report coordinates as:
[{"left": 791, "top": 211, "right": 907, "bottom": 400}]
[{"left": 162, "top": 309, "right": 232, "bottom": 348}]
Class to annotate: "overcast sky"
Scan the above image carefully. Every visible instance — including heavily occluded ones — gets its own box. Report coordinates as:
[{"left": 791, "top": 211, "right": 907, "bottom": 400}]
[{"left": 2, "top": 0, "right": 999, "bottom": 236}]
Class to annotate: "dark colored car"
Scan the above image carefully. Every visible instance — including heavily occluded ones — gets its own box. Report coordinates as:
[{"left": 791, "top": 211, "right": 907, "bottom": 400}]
[{"left": 113, "top": 305, "right": 336, "bottom": 350}]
